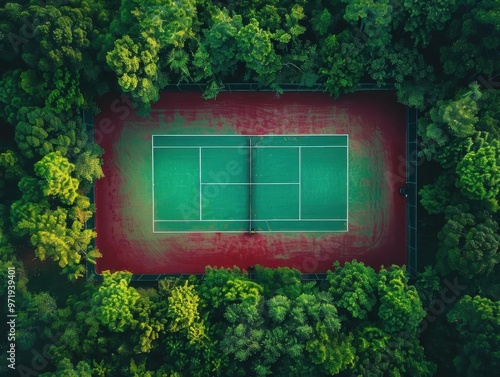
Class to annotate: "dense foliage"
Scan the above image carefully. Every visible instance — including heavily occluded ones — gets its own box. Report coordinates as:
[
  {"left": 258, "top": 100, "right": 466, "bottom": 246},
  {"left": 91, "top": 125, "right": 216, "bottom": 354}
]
[{"left": 0, "top": 0, "right": 499, "bottom": 376}]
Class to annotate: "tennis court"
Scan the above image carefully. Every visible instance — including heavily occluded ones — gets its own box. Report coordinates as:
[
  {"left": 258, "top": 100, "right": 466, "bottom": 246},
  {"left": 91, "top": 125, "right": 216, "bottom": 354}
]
[
  {"left": 152, "top": 135, "right": 348, "bottom": 233},
  {"left": 94, "top": 91, "right": 407, "bottom": 275}
]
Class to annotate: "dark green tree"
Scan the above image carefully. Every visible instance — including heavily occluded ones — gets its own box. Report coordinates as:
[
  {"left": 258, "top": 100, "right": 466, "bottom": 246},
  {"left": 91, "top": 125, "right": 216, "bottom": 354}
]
[
  {"left": 402, "top": 0, "right": 458, "bottom": 47},
  {"left": 253, "top": 265, "right": 314, "bottom": 299},
  {"left": 437, "top": 206, "right": 500, "bottom": 279},
  {"left": 192, "top": 9, "right": 242, "bottom": 97},
  {"left": 419, "top": 173, "right": 456, "bottom": 215},
  {"left": 448, "top": 295, "right": 500, "bottom": 376},
  {"left": 39, "top": 358, "right": 93, "bottom": 377},
  {"left": 319, "top": 31, "right": 364, "bottom": 97},
  {"left": 15, "top": 106, "right": 87, "bottom": 159},
  {"left": 0, "top": 149, "right": 25, "bottom": 199},
  {"left": 440, "top": 0, "right": 500, "bottom": 80},
  {"left": 418, "top": 84, "right": 481, "bottom": 163},
  {"left": 0, "top": 69, "right": 38, "bottom": 125}
]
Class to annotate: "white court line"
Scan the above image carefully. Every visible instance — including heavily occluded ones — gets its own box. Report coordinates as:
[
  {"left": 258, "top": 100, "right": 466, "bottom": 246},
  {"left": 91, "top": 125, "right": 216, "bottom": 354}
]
[
  {"left": 152, "top": 145, "right": 347, "bottom": 149},
  {"left": 152, "top": 134, "right": 349, "bottom": 137},
  {"left": 201, "top": 182, "right": 299, "bottom": 185},
  {"left": 151, "top": 135, "right": 155, "bottom": 231},
  {"left": 154, "top": 230, "right": 348, "bottom": 234},
  {"left": 153, "top": 146, "right": 202, "bottom": 149},
  {"left": 154, "top": 219, "right": 347, "bottom": 222},
  {"left": 199, "top": 147, "right": 202, "bottom": 220},
  {"left": 151, "top": 134, "right": 349, "bottom": 233},
  {"left": 249, "top": 138, "right": 252, "bottom": 232},
  {"left": 299, "top": 146, "right": 301, "bottom": 220},
  {"left": 347, "top": 135, "right": 349, "bottom": 232}
]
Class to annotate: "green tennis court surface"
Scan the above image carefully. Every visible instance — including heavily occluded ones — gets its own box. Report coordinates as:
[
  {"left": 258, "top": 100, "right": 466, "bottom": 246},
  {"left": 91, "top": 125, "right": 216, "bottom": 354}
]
[{"left": 152, "top": 135, "right": 348, "bottom": 232}]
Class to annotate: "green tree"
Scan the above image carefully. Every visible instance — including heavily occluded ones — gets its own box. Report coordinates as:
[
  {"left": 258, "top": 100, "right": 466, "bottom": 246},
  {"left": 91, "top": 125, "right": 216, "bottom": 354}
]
[
  {"left": 159, "top": 278, "right": 223, "bottom": 376},
  {"left": 320, "top": 31, "right": 364, "bottom": 97},
  {"left": 130, "top": 287, "right": 167, "bottom": 353},
  {"left": 219, "top": 269, "right": 354, "bottom": 376},
  {"left": 327, "top": 260, "right": 378, "bottom": 320},
  {"left": 10, "top": 153, "right": 99, "bottom": 279},
  {"left": 15, "top": 291, "right": 59, "bottom": 352},
  {"left": 415, "top": 266, "right": 441, "bottom": 307},
  {"left": 0, "top": 149, "right": 25, "bottom": 199},
  {"left": 440, "top": 0, "right": 499, "bottom": 80},
  {"left": 310, "top": 7, "right": 334, "bottom": 37},
  {"left": 253, "top": 265, "right": 314, "bottom": 299},
  {"left": 15, "top": 106, "right": 87, "bottom": 159},
  {"left": 40, "top": 358, "right": 93, "bottom": 377},
  {"left": 13, "top": 2, "right": 108, "bottom": 112},
  {"left": 128, "top": 358, "right": 157, "bottom": 377},
  {"left": 418, "top": 84, "right": 481, "bottom": 162},
  {"left": 419, "top": 173, "right": 455, "bottom": 215},
  {"left": 217, "top": 272, "right": 272, "bottom": 375},
  {"left": 302, "top": 292, "right": 355, "bottom": 375},
  {"left": 377, "top": 266, "right": 425, "bottom": 335},
  {"left": 10, "top": 198, "right": 95, "bottom": 278},
  {"left": 235, "top": 18, "right": 282, "bottom": 89},
  {"left": 396, "top": 77, "right": 442, "bottom": 110},
  {"left": 199, "top": 266, "right": 259, "bottom": 314},
  {"left": 43, "top": 283, "right": 126, "bottom": 371},
  {"left": 68, "top": 194, "right": 94, "bottom": 225},
  {"left": 74, "top": 149, "right": 104, "bottom": 192},
  {"left": 27, "top": 291, "right": 58, "bottom": 323},
  {"left": 0, "top": 2, "right": 25, "bottom": 63},
  {"left": 0, "top": 204, "right": 28, "bottom": 298},
  {"left": 132, "top": 0, "right": 198, "bottom": 49},
  {"left": 0, "top": 150, "right": 24, "bottom": 180},
  {"left": 34, "top": 151, "right": 79, "bottom": 205},
  {"left": 20, "top": 4, "right": 92, "bottom": 71},
  {"left": 341, "top": 0, "right": 393, "bottom": 46},
  {"left": 106, "top": 33, "right": 167, "bottom": 113},
  {"left": 368, "top": 43, "right": 434, "bottom": 93},
  {"left": 456, "top": 144, "right": 500, "bottom": 208},
  {"left": 402, "top": 0, "right": 458, "bottom": 47},
  {"left": 476, "top": 90, "right": 500, "bottom": 138},
  {"left": 0, "top": 69, "right": 38, "bottom": 125},
  {"left": 448, "top": 295, "right": 500, "bottom": 376},
  {"left": 92, "top": 271, "right": 140, "bottom": 332},
  {"left": 437, "top": 206, "right": 500, "bottom": 279},
  {"left": 167, "top": 280, "right": 207, "bottom": 344},
  {"left": 192, "top": 9, "right": 242, "bottom": 94},
  {"left": 351, "top": 326, "right": 393, "bottom": 375},
  {"left": 44, "top": 68, "right": 85, "bottom": 113},
  {"left": 352, "top": 325, "right": 435, "bottom": 377}
]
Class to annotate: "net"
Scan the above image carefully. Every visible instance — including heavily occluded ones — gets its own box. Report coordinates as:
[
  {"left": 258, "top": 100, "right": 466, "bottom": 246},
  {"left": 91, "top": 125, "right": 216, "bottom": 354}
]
[{"left": 249, "top": 138, "right": 253, "bottom": 233}]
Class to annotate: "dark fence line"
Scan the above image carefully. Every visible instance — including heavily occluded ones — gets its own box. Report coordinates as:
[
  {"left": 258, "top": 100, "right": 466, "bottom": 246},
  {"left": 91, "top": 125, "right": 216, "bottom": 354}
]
[
  {"left": 163, "top": 82, "right": 394, "bottom": 93},
  {"left": 406, "top": 108, "right": 418, "bottom": 279},
  {"left": 87, "top": 270, "right": 328, "bottom": 283},
  {"left": 83, "top": 109, "right": 98, "bottom": 280}
]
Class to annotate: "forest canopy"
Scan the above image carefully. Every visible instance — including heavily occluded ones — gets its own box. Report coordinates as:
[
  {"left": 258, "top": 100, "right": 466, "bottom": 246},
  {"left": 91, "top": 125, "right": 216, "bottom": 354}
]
[{"left": 0, "top": 0, "right": 499, "bottom": 376}]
